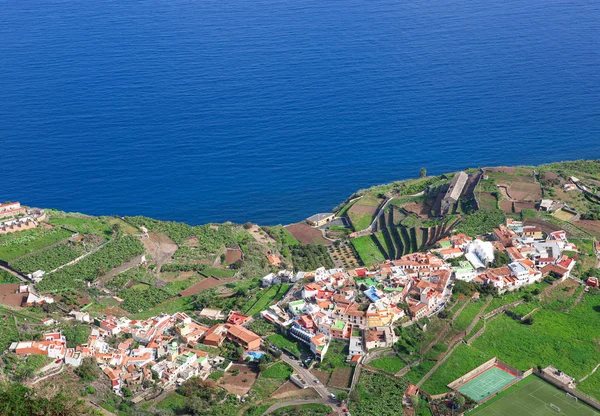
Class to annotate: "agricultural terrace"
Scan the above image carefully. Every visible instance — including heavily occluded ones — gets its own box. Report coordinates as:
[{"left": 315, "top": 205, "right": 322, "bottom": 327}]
[
  {"left": 0, "top": 313, "right": 19, "bottom": 351},
  {"left": 317, "top": 340, "right": 352, "bottom": 373},
  {"left": 126, "top": 216, "right": 251, "bottom": 249},
  {"left": 261, "top": 362, "right": 293, "bottom": 380},
  {"left": 351, "top": 235, "right": 385, "bottom": 266},
  {"left": 11, "top": 243, "right": 84, "bottom": 274},
  {"left": 36, "top": 236, "right": 144, "bottom": 292},
  {"left": 347, "top": 194, "right": 383, "bottom": 231},
  {"left": 0, "top": 227, "right": 73, "bottom": 261},
  {"left": 422, "top": 292, "right": 600, "bottom": 403},
  {"left": 453, "top": 299, "right": 488, "bottom": 332},
  {"left": 242, "top": 284, "right": 290, "bottom": 316},
  {"left": 369, "top": 355, "right": 404, "bottom": 374},
  {"left": 47, "top": 213, "right": 115, "bottom": 238},
  {"left": 285, "top": 222, "right": 331, "bottom": 246},
  {"left": 328, "top": 242, "right": 361, "bottom": 269}
]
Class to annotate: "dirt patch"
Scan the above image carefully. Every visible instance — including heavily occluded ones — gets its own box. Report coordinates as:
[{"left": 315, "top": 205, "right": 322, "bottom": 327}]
[
  {"left": 248, "top": 224, "right": 277, "bottom": 245},
  {"left": 179, "top": 277, "right": 232, "bottom": 297},
  {"left": 508, "top": 182, "right": 542, "bottom": 201},
  {"left": 103, "top": 305, "right": 129, "bottom": 316},
  {"left": 499, "top": 200, "right": 514, "bottom": 214},
  {"left": 220, "top": 364, "right": 259, "bottom": 396},
  {"left": 285, "top": 223, "right": 331, "bottom": 246},
  {"left": 574, "top": 220, "right": 600, "bottom": 237},
  {"left": 142, "top": 233, "right": 178, "bottom": 274},
  {"left": 0, "top": 293, "right": 27, "bottom": 306},
  {"left": 161, "top": 271, "right": 199, "bottom": 282},
  {"left": 404, "top": 201, "right": 432, "bottom": 217},
  {"left": 348, "top": 204, "right": 378, "bottom": 216},
  {"left": 225, "top": 247, "right": 243, "bottom": 263},
  {"left": 310, "top": 369, "right": 331, "bottom": 385},
  {"left": 487, "top": 167, "right": 516, "bottom": 175},
  {"left": 328, "top": 367, "right": 353, "bottom": 389},
  {"left": 271, "top": 381, "right": 321, "bottom": 400}
]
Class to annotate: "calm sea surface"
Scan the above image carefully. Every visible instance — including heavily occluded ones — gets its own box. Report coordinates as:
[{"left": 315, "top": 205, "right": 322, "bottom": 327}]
[{"left": 1, "top": 0, "right": 599, "bottom": 225}]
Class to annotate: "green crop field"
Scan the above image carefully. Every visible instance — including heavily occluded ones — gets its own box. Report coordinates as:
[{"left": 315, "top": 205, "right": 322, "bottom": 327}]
[
  {"left": 242, "top": 284, "right": 290, "bottom": 316},
  {"left": 261, "top": 362, "right": 292, "bottom": 379},
  {"left": 351, "top": 235, "right": 385, "bottom": 266},
  {"left": 11, "top": 243, "right": 83, "bottom": 274},
  {"left": 267, "top": 334, "right": 303, "bottom": 358},
  {"left": 0, "top": 228, "right": 73, "bottom": 261},
  {"left": 369, "top": 356, "right": 404, "bottom": 374},
  {"left": 47, "top": 215, "right": 113, "bottom": 238},
  {"left": 454, "top": 300, "right": 487, "bottom": 332},
  {"left": 469, "top": 376, "right": 599, "bottom": 416}
]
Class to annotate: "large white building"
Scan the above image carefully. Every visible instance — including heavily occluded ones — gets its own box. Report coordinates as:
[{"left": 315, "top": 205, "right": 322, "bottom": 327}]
[{"left": 465, "top": 239, "right": 494, "bottom": 267}]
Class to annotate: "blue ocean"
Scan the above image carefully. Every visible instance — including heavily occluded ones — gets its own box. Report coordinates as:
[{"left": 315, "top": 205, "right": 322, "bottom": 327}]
[{"left": 1, "top": 0, "right": 599, "bottom": 225}]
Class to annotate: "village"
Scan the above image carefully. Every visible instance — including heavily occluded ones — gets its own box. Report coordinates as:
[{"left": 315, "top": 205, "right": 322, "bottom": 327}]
[
  {"left": 2, "top": 162, "right": 600, "bottom": 415},
  {"left": 4, "top": 214, "right": 593, "bottom": 408}
]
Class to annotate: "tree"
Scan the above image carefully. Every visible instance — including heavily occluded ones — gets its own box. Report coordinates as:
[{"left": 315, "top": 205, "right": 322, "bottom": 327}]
[
  {"left": 122, "top": 387, "right": 132, "bottom": 398},
  {"left": 452, "top": 394, "right": 466, "bottom": 409},
  {"left": 76, "top": 357, "right": 101, "bottom": 381},
  {"left": 62, "top": 325, "right": 91, "bottom": 348},
  {"left": 492, "top": 251, "right": 511, "bottom": 268},
  {"left": 258, "top": 363, "right": 268, "bottom": 373},
  {"left": 420, "top": 167, "right": 427, "bottom": 178},
  {"left": 411, "top": 394, "right": 420, "bottom": 410}
]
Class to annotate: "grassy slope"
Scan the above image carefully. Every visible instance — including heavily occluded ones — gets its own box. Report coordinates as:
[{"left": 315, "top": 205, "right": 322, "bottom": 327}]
[{"left": 351, "top": 235, "right": 386, "bottom": 266}]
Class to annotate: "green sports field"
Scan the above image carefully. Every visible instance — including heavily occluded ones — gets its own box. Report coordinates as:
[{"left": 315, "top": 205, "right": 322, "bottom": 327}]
[
  {"left": 457, "top": 366, "right": 517, "bottom": 402},
  {"left": 469, "top": 376, "right": 600, "bottom": 416}
]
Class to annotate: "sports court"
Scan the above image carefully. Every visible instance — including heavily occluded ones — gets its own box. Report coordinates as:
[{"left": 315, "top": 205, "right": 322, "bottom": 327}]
[
  {"left": 469, "top": 376, "right": 600, "bottom": 416},
  {"left": 457, "top": 366, "right": 517, "bottom": 402}
]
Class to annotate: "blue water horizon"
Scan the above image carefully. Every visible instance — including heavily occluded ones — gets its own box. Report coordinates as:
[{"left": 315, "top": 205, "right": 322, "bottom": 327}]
[{"left": 1, "top": 0, "right": 599, "bottom": 225}]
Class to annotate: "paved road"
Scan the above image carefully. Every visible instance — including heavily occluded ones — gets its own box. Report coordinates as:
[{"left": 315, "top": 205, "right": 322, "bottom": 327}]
[
  {"left": 279, "top": 355, "right": 345, "bottom": 415},
  {"left": 280, "top": 355, "right": 330, "bottom": 398}
]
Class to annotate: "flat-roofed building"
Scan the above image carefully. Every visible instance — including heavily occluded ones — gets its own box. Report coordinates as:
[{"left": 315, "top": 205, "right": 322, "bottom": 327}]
[{"left": 306, "top": 213, "right": 335, "bottom": 227}]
